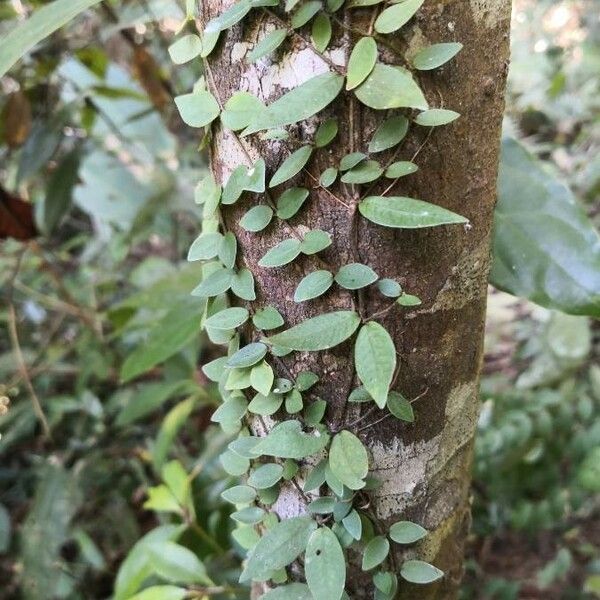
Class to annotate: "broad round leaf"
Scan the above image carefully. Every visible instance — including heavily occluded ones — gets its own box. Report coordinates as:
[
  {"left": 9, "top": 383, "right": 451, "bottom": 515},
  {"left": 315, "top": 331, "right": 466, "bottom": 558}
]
[
  {"left": 187, "top": 232, "right": 222, "bottom": 261},
  {"left": 385, "top": 160, "right": 419, "bottom": 179},
  {"left": 305, "top": 527, "right": 346, "bottom": 600},
  {"left": 355, "top": 322, "right": 396, "bottom": 407},
  {"left": 221, "top": 91, "right": 265, "bottom": 131},
  {"left": 221, "top": 485, "right": 257, "bottom": 504},
  {"left": 387, "top": 391, "right": 414, "bottom": 422},
  {"left": 359, "top": 196, "right": 468, "bottom": 229},
  {"left": 346, "top": 37, "right": 377, "bottom": 90},
  {"left": 276, "top": 187, "right": 310, "bottom": 219},
  {"left": 168, "top": 34, "right": 202, "bottom": 64},
  {"left": 300, "top": 229, "right": 332, "bottom": 254},
  {"left": 389, "top": 521, "right": 427, "bottom": 544},
  {"left": 412, "top": 42, "right": 463, "bottom": 70},
  {"left": 361, "top": 536, "right": 389, "bottom": 571},
  {"left": 294, "top": 270, "right": 334, "bottom": 302},
  {"left": 248, "top": 463, "right": 284, "bottom": 489},
  {"left": 400, "top": 560, "right": 444, "bottom": 584},
  {"left": 258, "top": 238, "right": 303, "bottom": 267},
  {"left": 205, "top": 307, "right": 249, "bottom": 330},
  {"left": 240, "top": 205, "right": 274, "bottom": 232},
  {"left": 261, "top": 583, "right": 313, "bottom": 600},
  {"left": 254, "top": 420, "right": 330, "bottom": 459},
  {"left": 335, "top": 263, "right": 378, "bottom": 290},
  {"left": 368, "top": 116, "right": 409, "bottom": 153},
  {"left": 226, "top": 342, "right": 268, "bottom": 368},
  {"left": 174, "top": 91, "right": 220, "bottom": 128},
  {"left": 267, "top": 310, "right": 360, "bottom": 351},
  {"left": 329, "top": 430, "right": 368, "bottom": 490},
  {"left": 340, "top": 160, "right": 384, "bottom": 184}
]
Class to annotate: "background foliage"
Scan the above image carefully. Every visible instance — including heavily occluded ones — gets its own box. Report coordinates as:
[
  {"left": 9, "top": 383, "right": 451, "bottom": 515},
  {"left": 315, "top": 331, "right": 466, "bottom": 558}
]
[{"left": 0, "top": 0, "right": 598, "bottom": 598}]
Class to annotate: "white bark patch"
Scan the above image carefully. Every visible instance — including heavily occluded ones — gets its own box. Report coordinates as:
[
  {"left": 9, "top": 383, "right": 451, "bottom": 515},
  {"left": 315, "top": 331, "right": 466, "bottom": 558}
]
[{"left": 469, "top": 0, "right": 511, "bottom": 28}]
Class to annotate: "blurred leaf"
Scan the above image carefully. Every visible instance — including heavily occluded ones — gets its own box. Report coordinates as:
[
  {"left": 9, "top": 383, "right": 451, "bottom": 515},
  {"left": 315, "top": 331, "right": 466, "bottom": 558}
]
[
  {"left": 0, "top": 0, "right": 103, "bottom": 78},
  {"left": 491, "top": 138, "right": 600, "bottom": 317},
  {"left": 0, "top": 502, "right": 11, "bottom": 553}
]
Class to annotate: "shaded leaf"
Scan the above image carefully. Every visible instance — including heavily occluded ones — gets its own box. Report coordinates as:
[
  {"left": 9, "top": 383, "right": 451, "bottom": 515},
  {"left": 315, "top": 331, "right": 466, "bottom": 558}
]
[
  {"left": 254, "top": 420, "right": 330, "bottom": 459},
  {"left": 329, "top": 430, "right": 368, "bottom": 490}
]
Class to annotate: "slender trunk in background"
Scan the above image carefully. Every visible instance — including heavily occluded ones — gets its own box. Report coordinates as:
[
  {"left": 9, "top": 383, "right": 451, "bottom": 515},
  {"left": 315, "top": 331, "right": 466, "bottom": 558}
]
[{"left": 202, "top": 0, "right": 512, "bottom": 596}]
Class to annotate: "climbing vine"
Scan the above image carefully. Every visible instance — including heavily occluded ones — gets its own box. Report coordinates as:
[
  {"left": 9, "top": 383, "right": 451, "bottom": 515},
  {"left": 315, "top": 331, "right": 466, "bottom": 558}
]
[{"left": 171, "top": 0, "right": 466, "bottom": 596}]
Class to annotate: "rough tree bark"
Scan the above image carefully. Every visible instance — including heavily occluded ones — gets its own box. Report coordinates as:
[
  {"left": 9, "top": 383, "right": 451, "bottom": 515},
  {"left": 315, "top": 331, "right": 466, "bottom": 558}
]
[{"left": 201, "top": 0, "right": 512, "bottom": 597}]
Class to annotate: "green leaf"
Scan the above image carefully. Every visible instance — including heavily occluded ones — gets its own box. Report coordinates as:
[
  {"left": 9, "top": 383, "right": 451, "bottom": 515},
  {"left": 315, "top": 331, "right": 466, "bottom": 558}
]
[
  {"left": 130, "top": 586, "right": 187, "bottom": 600},
  {"left": 277, "top": 187, "right": 310, "bottom": 219},
  {"left": 240, "top": 205, "right": 274, "bottom": 231},
  {"left": 0, "top": 0, "right": 103, "bottom": 78},
  {"left": 231, "top": 268, "right": 256, "bottom": 301},
  {"left": 244, "top": 73, "right": 345, "bottom": 134},
  {"left": 400, "top": 560, "right": 444, "bottom": 584},
  {"left": 305, "top": 527, "right": 346, "bottom": 600},
  {"left": 491, "top": 138, "right": 600, "bottom": 317},
  {"left": 415, "top": 109, "right": 460, "bottom": 127},
  {"left": 121, "top": 298, "right": 203, "bottom": 382},
  {"left": 251, "top": 360, "right": 274, "bottom": 395},
  {"left": 205, "top": 307, "right": 249, "bottom": 330},
  {"left": 389, "top": 521, "right": 427, "bottom": 544},
  {"left": 188, "top": 232, "right": 223, "bottom": 261},
  {"left": 221, "top": 91, "right": 265, "bottom": 131},
  {"left": 308, "top": 497, "right": 336, "bottom": 514},
  {"left": 335, "top": 263, "right": 378, "bottom": 290},
  {"left": 229, "top": 436, "right": 261, "bottom": 458},
  {"left": 355, "top": 322, "right": 396, "bottom": 407},
  {"left": 175, "top": 91, "right": 220, "bottom": 127},
  {"left": 340, "top": 152, "right": 367, "bottom": 171},
  {"left": 205, "top": 0, "right": 251, "bottom": 33},
  {"left": 312, "top": 13, "right": 332, "bottom": 52},
  {"left": 267, "top": 311, "right": 360, "bottom": 351},
  {"left": 168, "top": 34, "right": 202, "bottom": 64},
  {"left": 291, "top": 1, "right": 321, "bottom": 28},
  {"left": 200, "top": 29, "right": 220, "bottom": 58},
  {"left": 147, "top": 541, "right": 209, "bottom": 584},
  {"left": 341, "top": 160, "right": 384, "bottom": 184},
  {"left": 227, "top": 343, "right": 268, "bottom": 368},
  {"left": 248, "top": 463, "right": 284, "bottom": 489},
  {"left": 377, "top": 278, "right": 402, "bottom": 298},
  {"left": 220, "top": 449, "right": 250, "bottom": 476},
  {"left": 261, "top": 583, "right": 313, "bottom": 599},
  {"left": 342, "top": 509, "right": 362, "bottom": 540},
  {"left": 368, "top": 116, "right": 409, "bottom": 153},
  {"left": 362, "top": 536, "right": 389, "bottom": 571},
  {"left": 396, "top": 293, "right": 421, "bottom": 307},
  {"left": 329, "top": 430, "right": 369, "bottom": 490},
  {"left": 346, "top": 37, "right": 378, "bottom": 90},
  {"left": 374, "top": 0, "right": 424, "bottom": 34},
  {"left": 240, "top": 517, "right": 317, "bottom": 582},
  {"left": 295, "top": 270, "right": 334, "bottom": 302},
  {"left": 253, "top": 306, "right": 285, "bottom": 330},
  {"left": 320, "top": 167, "right": 338, "bottom": 187},
  {"left": 285, "top": 388, "right": 303, "bottom": 413},
  {"left": 259, "top": 239, "right": 303, "bottom": 267},
  {"left": 348, "top": 386, "right": 372, "bottom": 403},
  {"left": 355, "top": 64, "right": 428, "bottom": 110},
  {"left": 231, "top": 506, "right": 265, "bottom": 524},
  {"left": 385, "top": 161, "right": 418, "bottom": 179},
  {"left": 248, "top": 392, "right": 284, "bottom": 415},
  {"left": 218, "top": 232, "right": 237, "bottom": 269},
  {"left": 315, "top": 118, "right": 339, "bottom": 147},
  {"left": 42, "top": 148, "right": 80, "bottom": 234},
  {"left": 221, "top": 485, "right": 257, "bottom": 504},
  {"left": 195, "top": 173, "right": 221, "bottom": 212},
  {"left": 304, "top": 399, "right": 327, "bottom": 426},
  {"left": 270, "top": 145, "right": 313, "bottom": 187},
  {"left": 412, "top": 42, "right": 463, "bottom": 70},
  {"left": 247, "top": 29, "right": 287, "bottom": 63},
  {"left": 359, "top": 196, "right": 467, "bottom": 229},
  {"left": 387, "top": 391, "right": 414, "bottom": 421},
  {"left": 254, "top": 420, "right": 330, "bottom": 459},
  {"left": 300, "top": 229, "right": 332, "bottom": 254},
  {"left": 211, "top": 396, "right": 247, "bottom": 426}
]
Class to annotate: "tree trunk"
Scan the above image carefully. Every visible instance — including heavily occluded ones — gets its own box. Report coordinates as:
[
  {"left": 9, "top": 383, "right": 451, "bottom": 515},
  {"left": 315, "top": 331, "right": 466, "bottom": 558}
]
[{"left": 201, "top": 0, "right": 511, "bottom": 597}]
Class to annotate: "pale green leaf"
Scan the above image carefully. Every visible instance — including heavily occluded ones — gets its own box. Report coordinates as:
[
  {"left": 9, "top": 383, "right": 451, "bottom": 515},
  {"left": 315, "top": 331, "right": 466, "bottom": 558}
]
[
  {"left": 361, "top": 536, "right": 389, "bottom": 570},
  {"left": 374, "top": 0, "right": 424, "bottom": 34},
  {"left": 396, "top": 293, "right": 421, "bottom": 307},
  {"left": 342, "top": 509, "right": 362, "bottom": 540},
  {"left": 251, "top": 360, "right": 274, "bottom": 396},
  {"left": 260, "top": 583, "right": 313, "bottom": 599},
  {"left": 309, "top": 497, "right": 336, "bottom": 514},
  {"left": 291, "top": 1, "right": 321, "bottom": 28},
  {"left": 329, "top": 430, "right": 369, "bottom": 490},
  {"left": 340, "top": 152, "right": 367, "bottom": 171},
  {"left": 240, "top": 205, "right": 274, "bottom": 231},
  {"left": 312, "top": 13, "right": 332, "bottom": 52},
  {"left": 355, "top": 64, "right": 428, "bottom": 110},
  {"left": 368, "top": 116, "right": 409, "bottom": 153},
  {"left": 254, "top": 420, "right": 330, "bottom": 459},
  {"left": 227, "top": 343, "right": 268, "bottom": 368},
  {"left": 320, "top": 167, "right": 338, "bottom": 187},
  {"left": 305, "top": 527, "right": 346, "bottom": 600},
  {"left": 270, "top": 146, "right": 313, "bottom": 187},
  {"left": 285, "top": 388, "right": 303, "bottom": 413},
  {"left": 231, "top": 506, "right": 265, "bottom": 524},
  {"left": 239, "top": 517, "right": 317, "bottom": 582},
  {"left": 248, "top": 463, "right": 284, "bottom": 489},
  {"left": 412, "top": 42, "right": 463, "bottom": 70},
  {"left": 147, "top": 541, "right": 209, "bottom": 584},
  {"left": 200, "top": 29, "right": 220, "bottom": 57},
  {"left": 267, "top": 311, "right": 360, "bottom": 351},
  {"left": 315, "top": 118, "right": 339, "bottom": 147},
  {"left": 175, "top": 91, "right": 220, "bottom": 128},
  {"left": 168, "top": 34, "right": 202, "bottom": 64},
  {"left": 205, "top": 0, "right": 251, "bottom": 33},
  {"left": 277, "top": 187, "right": 310, "bottom": 219},
  {"left": 248, "top": 392, "right": 284, "bottom": 415},
  {"left": 346, "top": 37, "right": 377, "bottom": 90},
  {"left": 205, "top": 307, "right": 249, "bottom": 330},
  {"left": 253, "top": 306, "right": 285, "bottom": 330},
  {"left": 130, "top": 586, "right": 187, "bottom": 600},
  {"left": 300, "top": 229, "right": 332, "bottom": 255},
  {"left": 221, "top": 92, "right": 265, "bottom": 131},
  {"left": 377, "top": 278, "right": 402, "bottom": 297},
  {"left": 359, "top": 196, "right": 467, "bottom": 228},
  {"left": 244, "top": 73, "right": 345, "bottom": 134},
  {"left": 335, "top": 263, "right": 378, "bottom": 290},
  {"left": 258, "top": 238, "right": 303, "bottom": 267},
  {"left": 218, "top": 231, "right": 237, "bottom": 269},
  {"left": 187, "top": 232, "right": 222, "bottom": 261},
  {"left": 0, "top": 0, "right": 103, "bottom": 78},
  {"left": 400, "top": 560, "right": 444, "bottom": 584},
  {"left": 389, "top": 521, "right": 427, "bottom": 544},
  {"left": 221, "top": 485, "right": 257, "bottom": 504},
  {"left": 341, "top": 160, "right": 383, "bottom": 184},
  {"left": 220, "top": 449, "right": 250, "bottom": 476},
  {"left": 385, "top": 161, "right": 418, "bottom": 179},
  {"left": 247, "top": 29, "right": 287, "bottom": 63},
  {"left": 231, "top": 268, "right": 256, "bottom": 300},
  {"left": 415, "top": 109, "right": 460, "bottom": 127},
  {"left": 387, "top": 391, "right": 414, "bottom": 421},
  {"left": 355, "top": 322, "right": 395, "bottom": 407},
  {"left": 294, "top": 270, "right": 334, "bottom": 302}
]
